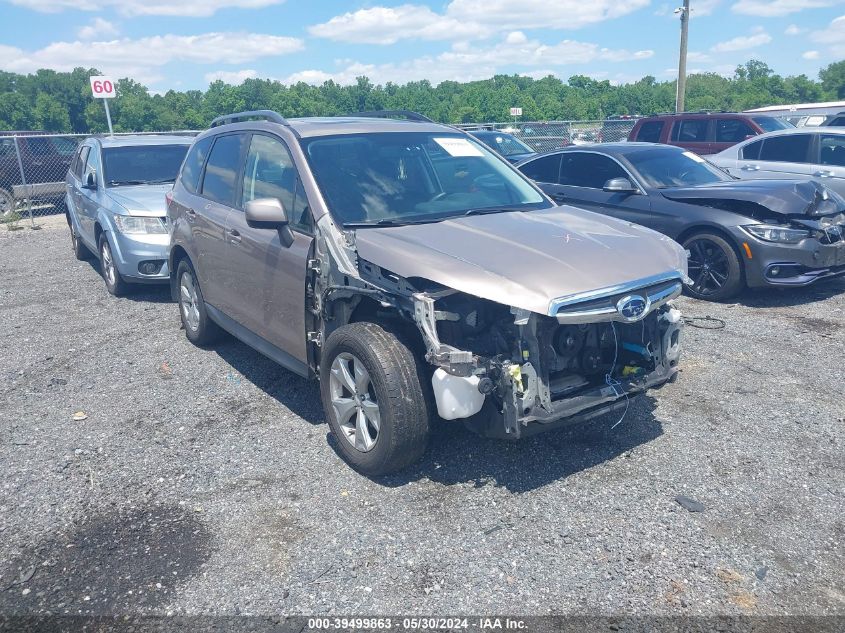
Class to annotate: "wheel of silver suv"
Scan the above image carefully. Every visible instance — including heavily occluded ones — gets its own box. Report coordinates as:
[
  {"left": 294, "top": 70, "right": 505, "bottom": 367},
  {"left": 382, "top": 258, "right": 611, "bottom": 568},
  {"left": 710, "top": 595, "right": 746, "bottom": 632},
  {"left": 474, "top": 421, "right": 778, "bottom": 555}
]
[{"left": 98, "top": 234, "right": 128, "bottom": 296}]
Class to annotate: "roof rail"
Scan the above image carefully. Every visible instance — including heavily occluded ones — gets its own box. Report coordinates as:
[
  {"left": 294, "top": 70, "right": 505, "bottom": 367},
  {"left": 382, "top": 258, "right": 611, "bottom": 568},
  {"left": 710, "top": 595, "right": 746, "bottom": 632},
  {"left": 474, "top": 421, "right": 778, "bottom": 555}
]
[
  {"left": 346, "top": 110, "right": 435, "bottom": 123},
  {"left": 210, "top": 110, "right": 289, "bottom": 128}
]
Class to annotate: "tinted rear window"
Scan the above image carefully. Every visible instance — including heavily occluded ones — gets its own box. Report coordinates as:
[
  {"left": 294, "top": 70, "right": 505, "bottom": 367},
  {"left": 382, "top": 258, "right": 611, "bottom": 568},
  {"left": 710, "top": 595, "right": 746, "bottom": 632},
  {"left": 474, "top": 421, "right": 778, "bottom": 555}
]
[
  {"left": 827, "top": 117, "right": 845, "bottom": 127},
  {"left": 759, "top": 134, "right": 812, "bottom": 163},
  {"left": 519, "top": 154, "right": 561, "bottom": 183},
  {"left": 635, "top": 121, "right": 664, "bottom": 143},
  {"left": 671, "top": 119, "right": 708, "bottom": 142},
  {"left": 201, "top": 134, "right": 247, "bottom": 205},
  {"left": 742, "top": 139, "right": 763, "bottom": 160},
  {"left": 752, "top": 116, "right": 792, "bottom": 132},
  {"left": 180, "top": 136, "right": 213, "bottom": 194},
  {"left": 715, "top": 119, "right": 755, "bottom": 143}
]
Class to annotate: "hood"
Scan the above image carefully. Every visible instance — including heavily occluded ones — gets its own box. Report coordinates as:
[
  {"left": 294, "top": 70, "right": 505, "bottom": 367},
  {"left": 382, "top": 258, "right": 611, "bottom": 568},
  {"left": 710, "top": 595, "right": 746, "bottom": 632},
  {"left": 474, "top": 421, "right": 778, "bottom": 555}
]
[
  {"left": 354, "top": 206, "right": 687, "bottom": 316},
  {"left": 660, "top": 179, "right": 845, "bottom": 217},
  {"left": 106, "top": 184, "right": 172, "bottom": 217}
]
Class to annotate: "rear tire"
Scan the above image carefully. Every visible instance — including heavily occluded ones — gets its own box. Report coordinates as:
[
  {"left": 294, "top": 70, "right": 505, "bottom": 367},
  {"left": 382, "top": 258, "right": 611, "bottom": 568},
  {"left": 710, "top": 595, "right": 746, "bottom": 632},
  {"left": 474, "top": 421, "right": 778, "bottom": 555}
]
[
  {"left": 70, "top": 223, "right": 91, "bottom": 260},
  {"left": 320, "top": 322, "right": 430, "bottom": 476},
  {"left": 176, "top": 258, "right": 221, "bottom": 346},
  {"left": 682, "top": 231, "right": 743, "bottom": 301},
  {"left": 98, "top": 233, "right": 129, "bottom": 296}
]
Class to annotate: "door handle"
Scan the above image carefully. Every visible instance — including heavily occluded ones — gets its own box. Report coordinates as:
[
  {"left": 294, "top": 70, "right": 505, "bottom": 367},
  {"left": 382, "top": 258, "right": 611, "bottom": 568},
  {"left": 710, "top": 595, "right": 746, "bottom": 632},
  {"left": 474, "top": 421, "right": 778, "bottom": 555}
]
[
  {"left": 228, "top": 229, "right": 242, "bottom": 244},
  {"left": 741, "top": 164, "right": 760, "bottom": 171},
  {"left": 814, "top": 170, "right": 834, "bottom": 177}
]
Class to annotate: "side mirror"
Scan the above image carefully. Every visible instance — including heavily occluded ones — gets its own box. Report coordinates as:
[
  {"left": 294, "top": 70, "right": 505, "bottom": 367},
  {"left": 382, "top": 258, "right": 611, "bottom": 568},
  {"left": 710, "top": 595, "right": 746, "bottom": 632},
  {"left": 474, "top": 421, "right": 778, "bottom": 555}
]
[
  {"left": 245, "top": 197, "right": 294, "bottom": 247},
  {"left": 84, "top": 172, "right": 97, "bottom": 189},
  {"left": 603, "top": 177, "right": 637, "bottom": 194}
]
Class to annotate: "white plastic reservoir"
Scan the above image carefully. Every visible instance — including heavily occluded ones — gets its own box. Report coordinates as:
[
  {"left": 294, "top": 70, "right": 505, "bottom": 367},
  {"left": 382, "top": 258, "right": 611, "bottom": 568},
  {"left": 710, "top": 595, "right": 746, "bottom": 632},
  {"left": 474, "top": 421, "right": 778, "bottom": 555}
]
[{"left": 431, "top": 368, "right": 486, "bottom": 420}]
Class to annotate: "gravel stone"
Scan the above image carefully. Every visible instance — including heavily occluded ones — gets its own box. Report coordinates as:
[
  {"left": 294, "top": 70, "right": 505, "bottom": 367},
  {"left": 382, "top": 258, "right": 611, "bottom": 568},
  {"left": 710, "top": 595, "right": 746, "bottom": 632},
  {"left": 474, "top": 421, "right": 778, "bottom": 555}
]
[{"left": 0, "top": 217, "right": 843, "bottom": 616}]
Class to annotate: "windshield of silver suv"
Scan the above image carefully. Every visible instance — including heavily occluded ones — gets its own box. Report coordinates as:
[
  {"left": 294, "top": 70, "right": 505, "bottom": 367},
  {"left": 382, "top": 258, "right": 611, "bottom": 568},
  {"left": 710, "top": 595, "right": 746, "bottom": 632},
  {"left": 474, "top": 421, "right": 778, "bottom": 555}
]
[
  {"left": 301, "top": 132, "right": 550, "bottom": 226},
  {"left": 625, "top": 147, "right": 734, "bottom": 188},
  {"left": 103, "top": 144, "right": 190, "bottom": 187}
]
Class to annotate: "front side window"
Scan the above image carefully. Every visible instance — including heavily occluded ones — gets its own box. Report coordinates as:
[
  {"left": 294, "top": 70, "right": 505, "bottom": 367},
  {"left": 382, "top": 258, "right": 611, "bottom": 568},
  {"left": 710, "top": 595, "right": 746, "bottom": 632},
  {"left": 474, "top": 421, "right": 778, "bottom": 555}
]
[
  {"left": 715, "top": 119, "right": 755, "bottom": 143},
  {"left": 519, "top": 154, "right": 561, "bottom": 183},
  {"left": 636, "top": 121, "right": 664, "bottom": 143},
  {"left": 820, "top": 135, "right": 845, "bottom": 167},
  {"left": 625, "top": 148, "right": 732, "bottom": 188},
  {"left": 83, "top": 146, "right": 99, "bottom": 184},
  {"left": 103, "top": 144, "right": 189, "bottom": 187},
  {"left": 559, "top": 153, "right": 627, "bottom": 189},
  {"left": 180, "top": 136, "right": 213, "bottom": 194},
  {"left": 241, "top": 134, "right": 311, "bottom": 232},
  {"left": 672, "top": 119, "right": 709, "bottom": 143},
  {"left": 759, "top": 134, "right": 812, "bottom": 163},
  {"left": 201, "top": 134, "right": 248, "bottom": 206},
  {"left": 301, "top": 132, "right": 549, "bottom": 226}
]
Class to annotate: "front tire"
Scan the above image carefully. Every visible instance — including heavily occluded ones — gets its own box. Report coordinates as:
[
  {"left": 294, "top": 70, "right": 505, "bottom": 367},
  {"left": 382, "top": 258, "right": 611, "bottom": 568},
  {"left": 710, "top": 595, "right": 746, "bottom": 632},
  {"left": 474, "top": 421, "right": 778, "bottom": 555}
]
[
  {"left": 683, "top": 232, "right": 743, "bottom": 301},
  {"left": 98, "top": 233, "right": 129, "bottom": 296},
  {"left": 320, "top": 322, "right": 430, "bottom": 476},
  {"left": 176, "top": 258, "right": 221, "bottom": 346}
]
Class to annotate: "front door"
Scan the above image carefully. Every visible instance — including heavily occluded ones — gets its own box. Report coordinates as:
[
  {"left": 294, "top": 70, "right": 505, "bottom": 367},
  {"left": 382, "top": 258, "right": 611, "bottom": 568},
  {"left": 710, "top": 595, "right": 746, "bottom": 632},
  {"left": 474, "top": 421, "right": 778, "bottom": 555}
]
[{"left": 224, "top": 133, "right": 313, "bottom": 363}]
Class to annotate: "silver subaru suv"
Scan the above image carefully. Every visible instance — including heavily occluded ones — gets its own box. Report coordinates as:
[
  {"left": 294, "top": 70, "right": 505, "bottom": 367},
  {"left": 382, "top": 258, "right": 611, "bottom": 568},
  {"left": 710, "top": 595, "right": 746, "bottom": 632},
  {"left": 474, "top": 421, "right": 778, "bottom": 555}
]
[{"left": 167, "top": 110, "right": 687, "bottom": 476}]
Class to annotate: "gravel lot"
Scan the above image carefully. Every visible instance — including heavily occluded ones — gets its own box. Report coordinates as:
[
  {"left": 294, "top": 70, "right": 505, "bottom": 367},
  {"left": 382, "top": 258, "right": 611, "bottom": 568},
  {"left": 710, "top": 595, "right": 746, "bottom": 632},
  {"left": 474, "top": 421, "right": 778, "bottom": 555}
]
[{"left": 0, "top": 217, "right": 843, "bottom": 617}]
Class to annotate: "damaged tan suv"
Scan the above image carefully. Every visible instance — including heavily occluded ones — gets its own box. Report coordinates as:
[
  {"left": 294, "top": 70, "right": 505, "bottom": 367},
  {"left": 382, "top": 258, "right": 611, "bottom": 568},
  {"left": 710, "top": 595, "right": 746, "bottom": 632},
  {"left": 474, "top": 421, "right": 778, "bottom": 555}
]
[{"left": 167, "top": 110, "right": 688, "bottom": 475}]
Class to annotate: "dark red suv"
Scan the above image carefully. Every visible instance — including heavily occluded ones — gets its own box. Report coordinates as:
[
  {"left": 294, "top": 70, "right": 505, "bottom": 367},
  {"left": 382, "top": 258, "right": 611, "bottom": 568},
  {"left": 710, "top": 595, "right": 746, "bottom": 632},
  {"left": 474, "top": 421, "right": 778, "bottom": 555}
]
[{"left": 627, "top": 112, "right": 793, "bottom": 155}]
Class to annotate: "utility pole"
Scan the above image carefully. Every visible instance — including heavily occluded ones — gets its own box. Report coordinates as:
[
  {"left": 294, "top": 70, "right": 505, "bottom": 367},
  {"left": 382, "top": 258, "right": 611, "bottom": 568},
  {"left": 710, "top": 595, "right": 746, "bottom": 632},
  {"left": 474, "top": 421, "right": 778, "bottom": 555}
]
[{"left": 675, "top": 0, "right": 690, "bottom": 113}]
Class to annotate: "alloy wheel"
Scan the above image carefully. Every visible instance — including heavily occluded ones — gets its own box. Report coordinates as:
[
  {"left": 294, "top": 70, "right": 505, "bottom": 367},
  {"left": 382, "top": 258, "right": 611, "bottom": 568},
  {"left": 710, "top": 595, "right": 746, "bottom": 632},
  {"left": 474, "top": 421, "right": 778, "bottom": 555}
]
[
  {"left": 686, "top": 237, "right": 731, "bottom": 297},
  {"left": 179, "top": 271, "right": 201, "bottom": 332},
  {"left": 329, "top": 352, "right": 381, "bottom": 453},
  {"left": 101, "top": 240, "right": 117, "bottom": 286}
]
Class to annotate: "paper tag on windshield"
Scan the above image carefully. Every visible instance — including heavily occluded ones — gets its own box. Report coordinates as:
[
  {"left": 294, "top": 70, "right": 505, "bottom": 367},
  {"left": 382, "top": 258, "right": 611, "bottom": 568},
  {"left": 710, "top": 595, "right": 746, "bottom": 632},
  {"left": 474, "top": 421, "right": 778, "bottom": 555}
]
[
  {"left": 682, "top": 151, "right": 706, "bottom": 163},
  {"left": 434, "top": 137, "right": 484, "bottom": 157}
]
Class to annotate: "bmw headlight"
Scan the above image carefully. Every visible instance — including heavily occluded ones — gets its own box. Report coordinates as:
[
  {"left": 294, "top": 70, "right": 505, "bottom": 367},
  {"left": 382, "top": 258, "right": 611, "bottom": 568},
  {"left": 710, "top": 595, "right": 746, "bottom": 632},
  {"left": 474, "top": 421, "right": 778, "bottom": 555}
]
[
  {"left": 741, "top": 224, "right": 810, "bottom": 244},
  {"left": 114, "top": 215, "right": 167, "bottom": 235}
]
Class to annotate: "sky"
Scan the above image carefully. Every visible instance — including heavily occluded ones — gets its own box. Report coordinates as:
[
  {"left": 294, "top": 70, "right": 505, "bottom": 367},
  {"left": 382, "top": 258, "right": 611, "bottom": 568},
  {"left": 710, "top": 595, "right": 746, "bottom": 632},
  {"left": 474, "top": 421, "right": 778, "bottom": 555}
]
[{"left": 0, "top": 0, "right": 844, "bottom": 92}]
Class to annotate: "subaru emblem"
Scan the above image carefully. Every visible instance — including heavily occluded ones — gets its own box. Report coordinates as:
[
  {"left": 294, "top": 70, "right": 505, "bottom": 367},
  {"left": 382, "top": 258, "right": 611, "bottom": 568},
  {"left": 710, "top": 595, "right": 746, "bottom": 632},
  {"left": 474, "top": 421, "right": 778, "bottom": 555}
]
[{"left": 616, "top": 294, "right": 650, "bottom": 322}]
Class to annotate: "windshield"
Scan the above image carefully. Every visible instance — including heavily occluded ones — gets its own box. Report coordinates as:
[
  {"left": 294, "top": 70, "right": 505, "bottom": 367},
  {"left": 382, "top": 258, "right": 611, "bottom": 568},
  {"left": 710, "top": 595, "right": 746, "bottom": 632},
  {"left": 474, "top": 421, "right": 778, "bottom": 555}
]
[
  {"left": 103, "top": 144, "right": 190, "bottom": 186},
  {"left": 753, "top": 116, "right": 793, "bottom": 132},
  {"left": 472, "top": 132, "right": 534, "bottom": 157},
  {"left": 626, "top": 148, "right": 733, "bottom": 188},
  {"left": 301, "top": 132, "right": 549, "bottom": 226}
]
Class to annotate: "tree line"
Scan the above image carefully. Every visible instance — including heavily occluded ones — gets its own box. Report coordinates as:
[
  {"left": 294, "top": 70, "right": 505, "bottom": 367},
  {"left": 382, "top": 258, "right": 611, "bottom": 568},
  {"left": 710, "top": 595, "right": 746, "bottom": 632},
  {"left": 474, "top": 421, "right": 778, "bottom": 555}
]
[{"left": 1, "top": 60, "right": 844, "bottom": 134}]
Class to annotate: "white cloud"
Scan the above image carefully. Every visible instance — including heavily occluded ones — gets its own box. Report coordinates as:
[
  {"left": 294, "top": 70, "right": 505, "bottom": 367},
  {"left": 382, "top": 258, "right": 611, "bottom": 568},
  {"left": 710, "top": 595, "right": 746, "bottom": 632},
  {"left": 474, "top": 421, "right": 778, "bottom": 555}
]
[
  {"left": 802, "top": 50, "right": 821, "bottom": 59},
  {"left": 692, "top": 0, "right": 722, "bottom": 16},
  {"left": 732, "top": 0, "right": 842, "bottom": 18},
  {"left": 811, "top": 14, "right": 845, "bottom": 55},
  {"left": 0, "top": 33, "right": 304, "bottom": 85},
  {"left": 310, "top": 0, "right": 650, "bottom": 44},
  {"left": 8, "top": 0, "right": 285, "bottom": 16},
  {"left": 687, "top": 51, "right": 713, "bottom": 63},
  {"left": 711, "top": 28, "right": 772, "bottom": 52},
  {"left": 205, "top": 69, "right": 259, "bottom": 84},
  {"left": 77, "top": 17, "right": 118, "bottom": 39},
  {"left": 282, "top": 34, "right": 653, "bottom": 86},
  {"left": 785, "top": 24, "right": 807, "bottom": 34}
]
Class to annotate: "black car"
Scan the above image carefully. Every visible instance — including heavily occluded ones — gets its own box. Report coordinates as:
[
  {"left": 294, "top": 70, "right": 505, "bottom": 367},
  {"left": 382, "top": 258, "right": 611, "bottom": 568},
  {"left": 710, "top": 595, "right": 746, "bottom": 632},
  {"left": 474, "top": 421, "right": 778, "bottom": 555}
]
[
  {"left": 517, "top": 143, "right": 845, "bottom": 301},
  {"left": 468, "top": 130, "right": 538, "bottom": 164}
]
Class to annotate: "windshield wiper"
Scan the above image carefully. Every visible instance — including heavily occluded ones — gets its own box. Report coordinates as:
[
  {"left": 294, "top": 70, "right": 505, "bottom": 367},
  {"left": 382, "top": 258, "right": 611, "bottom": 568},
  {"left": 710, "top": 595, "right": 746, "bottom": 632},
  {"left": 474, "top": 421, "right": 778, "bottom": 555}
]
[
  {"left": 463, "top": 206, "right": 529, "bottom": 217},
  {"left": 343, "top": 217, "right": 443, "bottom": 228},
  {"left": 107, "top": 179, "right": 148, "bottom": 186},
  {"left": 144, "top": 178, "right": 176, "bottom": 184}
]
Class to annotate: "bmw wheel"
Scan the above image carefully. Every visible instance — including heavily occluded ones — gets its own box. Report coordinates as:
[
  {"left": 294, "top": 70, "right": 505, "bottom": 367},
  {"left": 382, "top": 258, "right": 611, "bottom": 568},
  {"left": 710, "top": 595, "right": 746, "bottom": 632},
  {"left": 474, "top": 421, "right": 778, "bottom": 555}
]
[{"left": 683, "top": 232, "right": 743, "bottom": 301}]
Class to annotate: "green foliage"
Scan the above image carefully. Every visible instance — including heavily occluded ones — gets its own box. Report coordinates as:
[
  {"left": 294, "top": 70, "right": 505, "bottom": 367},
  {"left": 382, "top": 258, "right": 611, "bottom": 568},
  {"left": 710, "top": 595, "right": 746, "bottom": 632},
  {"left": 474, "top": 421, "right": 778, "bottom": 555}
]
[{"left": 0, "top": 60, "right": 844, "bottom": 133}]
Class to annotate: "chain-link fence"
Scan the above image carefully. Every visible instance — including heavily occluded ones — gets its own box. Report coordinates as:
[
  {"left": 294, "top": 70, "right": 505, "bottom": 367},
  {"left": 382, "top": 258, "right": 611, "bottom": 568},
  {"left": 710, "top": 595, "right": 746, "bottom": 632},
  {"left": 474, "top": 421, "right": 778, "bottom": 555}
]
[{"left": 0, "top": 131, "right": 199, "bottom": 227}]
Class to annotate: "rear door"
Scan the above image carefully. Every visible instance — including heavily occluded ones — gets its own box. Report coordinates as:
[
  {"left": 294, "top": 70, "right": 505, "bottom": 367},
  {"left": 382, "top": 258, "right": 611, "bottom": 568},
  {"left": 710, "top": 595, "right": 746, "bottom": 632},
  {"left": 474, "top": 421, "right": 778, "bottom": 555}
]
[
  {"left": 193, "top": 133, "right": 250, "bottom": 313},
  {"left": 815, "top": 133, "right": 845, "bottom": 197},
  {"left": 669, "top": 118, "right": 713, "bottom": 154},
  {"left": 224, "top": 132, "right": 314, "bottom": 363},
  {"left": 548, "top": 151, "right": 654, "bottom": 227},
  {"left": 739, "top": 133, "right": 816, "bottom": 182}
]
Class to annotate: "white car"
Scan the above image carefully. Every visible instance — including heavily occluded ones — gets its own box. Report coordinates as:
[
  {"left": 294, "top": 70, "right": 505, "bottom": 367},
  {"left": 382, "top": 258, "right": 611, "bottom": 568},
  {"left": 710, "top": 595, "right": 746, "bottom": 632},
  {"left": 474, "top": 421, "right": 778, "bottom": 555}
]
[{"left": 711, "top": 127, "right": 845, "bottom": 198}]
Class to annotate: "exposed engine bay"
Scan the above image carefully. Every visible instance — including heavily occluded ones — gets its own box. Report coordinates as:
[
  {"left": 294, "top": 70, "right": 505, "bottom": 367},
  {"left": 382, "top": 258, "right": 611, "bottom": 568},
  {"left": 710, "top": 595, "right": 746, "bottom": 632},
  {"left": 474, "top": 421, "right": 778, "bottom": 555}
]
[{"left": 313, "top": 235, "right": 684, "bottom": 439}]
